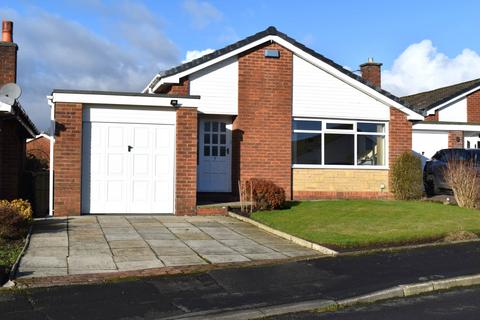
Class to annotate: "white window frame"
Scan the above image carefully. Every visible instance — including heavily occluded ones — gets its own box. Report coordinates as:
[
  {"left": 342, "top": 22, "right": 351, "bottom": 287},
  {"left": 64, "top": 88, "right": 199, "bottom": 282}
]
[{"left": 292, "top": 117, "right": 389, "bottom": 170}]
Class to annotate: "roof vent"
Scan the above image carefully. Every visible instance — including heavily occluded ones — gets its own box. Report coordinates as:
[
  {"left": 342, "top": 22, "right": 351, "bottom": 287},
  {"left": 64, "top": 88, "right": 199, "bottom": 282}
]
[{"left": 264, "top": 49, "right": 280, "bottom": 58}]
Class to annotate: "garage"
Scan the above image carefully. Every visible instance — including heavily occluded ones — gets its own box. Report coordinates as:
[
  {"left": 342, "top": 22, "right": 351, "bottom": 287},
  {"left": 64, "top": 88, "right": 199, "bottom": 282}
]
[{"left": 81, "top": 106, "right": 175, "bottom": 214}]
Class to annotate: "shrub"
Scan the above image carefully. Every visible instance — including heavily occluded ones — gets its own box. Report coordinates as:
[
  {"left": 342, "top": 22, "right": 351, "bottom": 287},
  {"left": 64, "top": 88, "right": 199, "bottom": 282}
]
[
  {"left": 444, "top": 160, "right": 480, "bottom": 208},
  {"left": 0, "top": 199, "right": 33, "bottom": 221},
  {"left": 391, "top": 151, "right": 423, "bottom": 200},
  {"left": 246, "top": 178, "right": 286, "bottom": 210},
  {"left": 0, "top": 201, "right": 30, "bottom": 240}
]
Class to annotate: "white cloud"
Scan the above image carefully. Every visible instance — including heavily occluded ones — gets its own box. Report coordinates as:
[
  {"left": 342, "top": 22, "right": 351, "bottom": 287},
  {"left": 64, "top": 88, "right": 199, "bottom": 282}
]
[
  {"left": 182, "top": 48, "right": 215, "bottom": 63},
  {"left": 0, "top": 4, "right": 179, "bottom": 131},
  {"left": 182, "top": 0, "right": 223, "bottom": 29},
  {"left": 383, "top": 40, "right": 480, "bottom": 96}
]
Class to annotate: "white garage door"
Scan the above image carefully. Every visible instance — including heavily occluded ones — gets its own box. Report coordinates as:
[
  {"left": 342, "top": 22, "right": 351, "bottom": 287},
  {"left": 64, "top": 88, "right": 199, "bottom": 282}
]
[
  {"left": 412, "top": 130, "right": 448, "bottom": 168},
  {"left": 82, "top": 106, "right": 175, "bottom": 214}
]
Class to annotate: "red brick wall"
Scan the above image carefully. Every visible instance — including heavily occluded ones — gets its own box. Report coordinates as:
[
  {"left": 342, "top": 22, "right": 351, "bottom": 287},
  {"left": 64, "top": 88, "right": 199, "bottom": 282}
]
[
  {"left": 157, "top": 77, "right": 190, "bottom": 95},
  {"left": 233, "top": 42, "right": 293, "bottom": 198},
  {"left": 54, "top": 102, "right": 83, "bottom": 216},
  {"left": 389, "top": 107, "right": 412, "bottom": 188},
  {"left": 175, "top": 107, "right": 198, "bottom": 215},
  {"left": 424, "top": 112, "right": 438, "bottom": 121},
  {"left": 448, "top": 131, "right": 464, "bottom": 148},
  {"left": 0, "top": 120, "right": 25, "bottom": 199},
  {"left": 27, "top": 136, "right": 50, "bottom": 165},
  {"left": 0, "top": 43, "right": 17, "bottom": 86},
  {"left": 294, "top": 191, "right": 392, "bottom": 200},
  {"left": 467, "top": 90, "right": 480, "bottom": 123}
]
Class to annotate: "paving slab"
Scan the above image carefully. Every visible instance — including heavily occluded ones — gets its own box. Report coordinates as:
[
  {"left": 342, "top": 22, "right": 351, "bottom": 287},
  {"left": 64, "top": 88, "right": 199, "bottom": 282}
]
[
  {"left": 16, "top": 268, "right": 68, "bottom": 278},
  {"left": 24, "top": 247, "right": 68, "bottom": 257},
  {"left": 159, "top": 255, "right": 207, "bottom": 266},
  {"left": 20, "top": 256, "right": 67, "bottom": 268},
  {"left": 69, "top": 247, "right": 112, "bottom": 256},
  {"left": 146, "top": 239, "right": 190, "bottom": 248},
  {"left": 138, "top": 232, "right": 177, "bottom": 240},
  {"left": 104, "top": 233, "right": 142, "bottom": 241},
  {"left": 151, "top": 246, "right": 197, "bottom": 256},
  {"left": 185, "top": 240, "right": 238, "bottom": 255},
  {"left": 115, "top": 260, "right": 165, "bottom": 271},
  {"left": 109, "top": 240, "right": 149, "bottom": 249},
  {"left": 202, "top": 254, "right": 251, "bottom": 263},
  {"left": 68, "top": 255, "right": 116, "bottom": 270}
]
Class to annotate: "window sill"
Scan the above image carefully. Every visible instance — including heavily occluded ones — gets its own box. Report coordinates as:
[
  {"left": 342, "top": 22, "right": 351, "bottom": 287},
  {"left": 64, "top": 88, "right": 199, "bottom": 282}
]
[{"left": 292, "top": 164, "right": 389, "bottom": 170}]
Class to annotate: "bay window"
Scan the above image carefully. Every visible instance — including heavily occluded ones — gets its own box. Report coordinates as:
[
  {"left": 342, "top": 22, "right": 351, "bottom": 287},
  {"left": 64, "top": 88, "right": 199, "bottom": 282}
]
[{"left": 292, "top": 119, "right": 387, "bottom": 167}]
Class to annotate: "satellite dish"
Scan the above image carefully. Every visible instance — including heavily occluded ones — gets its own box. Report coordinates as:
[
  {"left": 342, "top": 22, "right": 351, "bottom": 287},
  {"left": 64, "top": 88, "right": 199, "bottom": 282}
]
[{"left": 0, "top": 83, "right": 21, "bottom": 100}]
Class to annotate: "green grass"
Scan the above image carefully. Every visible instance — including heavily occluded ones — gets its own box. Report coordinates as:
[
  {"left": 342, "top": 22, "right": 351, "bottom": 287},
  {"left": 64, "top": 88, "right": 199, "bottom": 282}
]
[
  {"left": 251, "top": 200, "right": 480, "bottom": 249},
  {"left": 0, "top": 240, "right": 24, "bottom": 270}
]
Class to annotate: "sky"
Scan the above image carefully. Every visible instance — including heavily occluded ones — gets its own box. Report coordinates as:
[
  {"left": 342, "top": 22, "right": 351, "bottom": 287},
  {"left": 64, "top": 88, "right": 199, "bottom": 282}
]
[{"left": 2, "top": 0, "right": 480, "bottom": 131}]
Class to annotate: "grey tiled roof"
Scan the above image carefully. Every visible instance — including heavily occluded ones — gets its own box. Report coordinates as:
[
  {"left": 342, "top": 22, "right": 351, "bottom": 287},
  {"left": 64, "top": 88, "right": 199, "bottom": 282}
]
[
  {"left": 402, "top": 78, "right": 480, "bottom": 114},
  {"left": 150, "top": 26, "right": 418, "bottom": 114}
]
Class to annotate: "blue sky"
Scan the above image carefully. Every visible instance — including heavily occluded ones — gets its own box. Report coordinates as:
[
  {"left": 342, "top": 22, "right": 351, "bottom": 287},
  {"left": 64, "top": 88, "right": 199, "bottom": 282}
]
[{"left": 2, "top": 0, "right": 480, "bottom": 130}]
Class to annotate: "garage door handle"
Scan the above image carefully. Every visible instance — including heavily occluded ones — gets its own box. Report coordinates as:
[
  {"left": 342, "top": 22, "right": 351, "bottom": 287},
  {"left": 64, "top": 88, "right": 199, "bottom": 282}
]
[{"left": 128, "top": 145, "right": 133, "bottom": 152}]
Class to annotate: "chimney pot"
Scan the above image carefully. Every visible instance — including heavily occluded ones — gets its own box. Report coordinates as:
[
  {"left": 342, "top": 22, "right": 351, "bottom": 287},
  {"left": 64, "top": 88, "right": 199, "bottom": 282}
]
[
  {"left": 360, "top": 58, "right": 382, "bottom": 88},
  {"left": 2, "top": 20, "right": 13, "bottom": 42}
]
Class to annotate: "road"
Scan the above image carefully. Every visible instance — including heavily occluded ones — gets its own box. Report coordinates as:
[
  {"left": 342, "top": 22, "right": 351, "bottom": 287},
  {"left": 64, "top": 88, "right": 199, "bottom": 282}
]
[
  {"left": 1, "top": 241, "right": 480, "bottom": 319},
  {"left": 274, "top": 286, "right": 480, "bottom": 320}
]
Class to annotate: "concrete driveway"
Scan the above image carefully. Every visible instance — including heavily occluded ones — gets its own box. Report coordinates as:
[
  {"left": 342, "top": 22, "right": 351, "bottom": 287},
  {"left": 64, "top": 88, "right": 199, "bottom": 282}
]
[{"left": 17, "top": 215, "right": 319, "bottom": 278}]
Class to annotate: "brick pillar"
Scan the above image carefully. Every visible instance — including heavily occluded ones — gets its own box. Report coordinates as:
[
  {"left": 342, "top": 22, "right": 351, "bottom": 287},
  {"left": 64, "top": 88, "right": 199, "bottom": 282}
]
[
  {"left": 234, "top": 42, "right": 293, "bottom": 198},
  {"left": 389, "top": 107, "right": 412, "bottom": 191},
  {"left": 467, "top": 90, "right": 480, "bottom": 122},
  {"left": 175, "top": 107, "right": 197, "bottom": 215},
  {"left": 54, "top": 102, "right": 83, "bottom": 216},
  {"left": 448, "top": 131, "right": 464, "bottom": 148}
]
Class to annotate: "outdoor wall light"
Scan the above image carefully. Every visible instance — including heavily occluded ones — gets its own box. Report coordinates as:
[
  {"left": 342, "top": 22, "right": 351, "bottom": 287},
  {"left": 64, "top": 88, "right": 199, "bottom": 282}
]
[{"left": 170, "top": 99, "right": 179, "bottom": 107}]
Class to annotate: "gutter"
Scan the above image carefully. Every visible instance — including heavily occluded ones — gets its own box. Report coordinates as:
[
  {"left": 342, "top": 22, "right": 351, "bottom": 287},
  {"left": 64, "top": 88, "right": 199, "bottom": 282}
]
[{"left": 47, "top": 96, "right": 55, "bottom": 217}]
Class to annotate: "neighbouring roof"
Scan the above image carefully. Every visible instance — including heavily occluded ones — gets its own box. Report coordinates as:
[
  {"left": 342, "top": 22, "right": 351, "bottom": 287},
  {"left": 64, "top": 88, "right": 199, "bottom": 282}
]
[
  {"left": 1, "top": 100, "right": 39, "bottom": 137},
  {"left": 402, "top": 78, "right": 480, "bottom": 114},
  {"left": 147, "top": 26, "right": 420, "bottom": 116}
]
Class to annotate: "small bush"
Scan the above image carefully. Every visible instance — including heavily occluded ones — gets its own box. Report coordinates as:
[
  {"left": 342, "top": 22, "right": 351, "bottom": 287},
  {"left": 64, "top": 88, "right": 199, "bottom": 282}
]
[
  {"left": 444, "top": 160, "right": 480, "bottom": 208},
  {"left": 0, "top": 202, "right": 30, "bottom": 240},
  {"left": 0, "top": 199, "right": 33, "bottom": 221},
  {"left": 246, "top": 178, "right": 286, "bottom": 210},
  {"left": 391, "top": 151, "right": 423, "bottom": 200}
]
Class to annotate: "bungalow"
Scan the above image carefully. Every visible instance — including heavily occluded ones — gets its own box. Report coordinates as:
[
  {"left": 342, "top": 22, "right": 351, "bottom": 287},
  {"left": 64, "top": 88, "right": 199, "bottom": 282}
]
[
  {"left": 0, "top": 20, "right": 38, "bottom": 200},
  {"left": 403, "top": 79, "right": 480, "bottom": 164},
  {"left": 49, "top": 26, "right": 424, "bottom": 216}
]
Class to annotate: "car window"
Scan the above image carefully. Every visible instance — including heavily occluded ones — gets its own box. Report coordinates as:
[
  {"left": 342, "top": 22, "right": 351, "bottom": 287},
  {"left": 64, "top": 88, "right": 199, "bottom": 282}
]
[{"left": 444, "top": 150, "right": 470, "bottom": 162}]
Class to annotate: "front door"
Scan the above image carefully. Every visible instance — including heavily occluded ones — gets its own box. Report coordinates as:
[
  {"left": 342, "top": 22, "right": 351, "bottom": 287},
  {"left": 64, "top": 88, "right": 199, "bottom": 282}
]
[
  {"left": 198, "top": 118, "right": 232, "bottom": 192},
  {"left": 465, "top": 135, "right": 480, "bottom": 149}
]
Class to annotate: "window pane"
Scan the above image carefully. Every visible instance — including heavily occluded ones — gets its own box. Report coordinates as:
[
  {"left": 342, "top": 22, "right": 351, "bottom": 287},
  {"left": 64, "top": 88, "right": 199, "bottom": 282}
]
[
  {"left": 220, "top": 122, "right": 226, "bottom": 132},
  {"left": 324, "top": 134, "right": 354, "bottom": 165},
  {"left": 204, "top": 134, "right": 210, "bottom": 144},
  {"left": 293, "top": 120, "right": 322, "bottom": 131},
  {"left": 357, "top": 135, "right": 385, "bottom": 166},
  {"left": 292, "top": 133, "right": 322, "bottom": 164},
  {"left": 204, "top": 121, "right": 210, "bottom": 132},
  {"left": 220, "top": 134, "right": 226, "bottom": 144},
  {"left": 212, "top": 121, "right": 219, "bottom": 132},
  {"left": 204, "top": 146, "right": 210, "bottom": 156},
  {"left": 212, "top": 134, "right": 218, "bottom": 144},
  {"left": 220, "top": 146, "right": 226, "bottom": 156},
  {"left": 357, "top": 122, "right": 385, "bottom": 133},
  {"left": 212, "top": 146, "right": 218, "bottom": 156},
  {"left": 326, "top": 123, "right": 353, "bottom": 130}
]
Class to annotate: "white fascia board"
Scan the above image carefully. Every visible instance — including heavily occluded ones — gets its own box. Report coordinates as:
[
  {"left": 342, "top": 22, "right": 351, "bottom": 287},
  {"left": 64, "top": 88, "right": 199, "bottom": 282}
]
[
  {"left": 0, "top": 101, "right": 12, "bottom": 113},
  {"left": 426, "top": 85, "right": 480, "bottom": 115},
  {"left": 51, "top": 92, "right": 199, "bottom": 108},
  {"left": 142, "top": 74, "right": 160, "bottom": 93},
  {"left": 151, "top": 35, "right": 423, "bottom": 121},
  {"left": 413, "top": 122, "right": 480, "bottom": 132}
]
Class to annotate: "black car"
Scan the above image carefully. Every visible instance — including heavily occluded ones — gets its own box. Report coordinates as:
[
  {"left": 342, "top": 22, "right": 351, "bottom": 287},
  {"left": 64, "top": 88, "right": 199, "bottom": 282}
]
[{"left": 423, "top": 148, "right": 480, "bottom": 196}]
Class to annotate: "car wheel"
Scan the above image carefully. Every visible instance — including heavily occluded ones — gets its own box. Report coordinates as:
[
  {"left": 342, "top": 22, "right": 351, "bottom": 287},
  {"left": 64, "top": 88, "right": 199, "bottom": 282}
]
[{"left": 424, "top": 178, "right": 436, "bottom": 196}]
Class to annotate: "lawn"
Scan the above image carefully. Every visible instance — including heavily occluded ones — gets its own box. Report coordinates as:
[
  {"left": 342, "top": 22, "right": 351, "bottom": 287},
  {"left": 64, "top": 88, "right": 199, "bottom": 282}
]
[
  {"left": 0, "top": 239, "right": 23, "bottom": 283},
  {"left": 251, "top": 200, "right": 480, "bottom": 250}
]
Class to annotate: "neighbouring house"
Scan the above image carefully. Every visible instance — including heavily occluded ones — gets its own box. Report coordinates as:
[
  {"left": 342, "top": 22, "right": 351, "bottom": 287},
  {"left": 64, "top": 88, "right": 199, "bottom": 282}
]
[
  {"left": 0, "top": 20, "right": 38, "bottom": 200},
  {"left": 402, "top": 79, "right": 480, "bottom": 165},
  {"left": 49, "top": 26, "right": 424, "bottom": 216},
  {"left": 26, "top": 133, "right": 51, "bottom": 168}
]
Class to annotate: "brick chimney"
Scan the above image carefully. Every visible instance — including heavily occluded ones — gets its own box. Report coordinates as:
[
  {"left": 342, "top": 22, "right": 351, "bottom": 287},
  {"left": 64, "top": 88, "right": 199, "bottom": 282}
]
[
  {"left": 0, "top": 20, "right": 17, "bottom": 86},
  {"left": 360, "top": 58, "right": 382, "bottom": 88}
]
